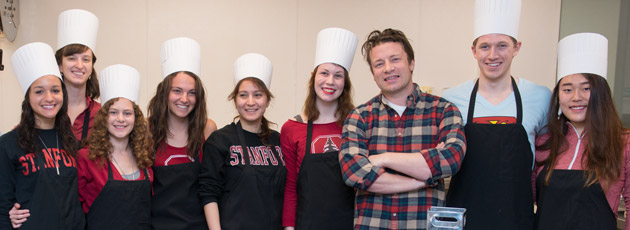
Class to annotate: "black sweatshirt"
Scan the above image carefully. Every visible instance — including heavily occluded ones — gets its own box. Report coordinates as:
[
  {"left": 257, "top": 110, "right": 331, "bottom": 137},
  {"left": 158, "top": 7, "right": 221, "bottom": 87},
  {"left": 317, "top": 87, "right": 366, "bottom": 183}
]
[{"left": 0, "top": 128, "right": 82, "bottom": 229}]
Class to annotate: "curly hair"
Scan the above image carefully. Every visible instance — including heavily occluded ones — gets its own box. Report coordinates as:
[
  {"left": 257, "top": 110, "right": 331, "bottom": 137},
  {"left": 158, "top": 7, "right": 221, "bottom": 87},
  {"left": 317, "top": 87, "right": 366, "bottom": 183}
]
[
  {"left": 55, "top": 44, "right": 100, "bottom": 99},
  {"left": 537, "top": 73, "right": 626, "bottom": 189},
  {"left": 87, "top": 98, "right": 154, "bottom": 169},
  {"left": 228, "top": 77, "right": 276, "bottom": 145},
  {"left": 147, "top": 71, "right": 207, "bottom": 158},
  {"left": 17, "top": 80, "right": 78, "bottom": 156},
  {"left": 303, "top": 64, "right": 354, "bottom": 126},
  {"left": 361, "top": 28, "right": 414, "bottom": 73}
]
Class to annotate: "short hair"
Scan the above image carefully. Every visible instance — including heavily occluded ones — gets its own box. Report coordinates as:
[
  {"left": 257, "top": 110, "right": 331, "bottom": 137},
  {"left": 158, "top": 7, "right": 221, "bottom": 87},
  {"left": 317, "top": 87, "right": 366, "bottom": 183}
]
[
  {"left": 55, "top": 44, "right": 100, "bottom": 99},
  {"left": 472, "top": 35, "right": 518, "bottom": 48},
  {"left": 361, "top": 28, "right": 414, "bottom": 72}
]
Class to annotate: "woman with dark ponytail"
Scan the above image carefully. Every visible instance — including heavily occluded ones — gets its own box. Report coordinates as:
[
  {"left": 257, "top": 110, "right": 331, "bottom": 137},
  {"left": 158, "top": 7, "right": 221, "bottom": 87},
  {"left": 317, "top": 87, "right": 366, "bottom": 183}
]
[
  {"left": 199, "top": 53, "right": 286, "bottom": 230},
  {"left": 533, "top": 33, "right": 630, "bottom": 230}
]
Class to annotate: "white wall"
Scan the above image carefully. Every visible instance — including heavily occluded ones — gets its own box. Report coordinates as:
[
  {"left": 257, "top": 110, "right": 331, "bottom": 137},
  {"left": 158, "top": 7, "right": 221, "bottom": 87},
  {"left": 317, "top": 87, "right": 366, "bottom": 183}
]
[{"left": 0, "top": 0, "right": 562, "bottom": 133}]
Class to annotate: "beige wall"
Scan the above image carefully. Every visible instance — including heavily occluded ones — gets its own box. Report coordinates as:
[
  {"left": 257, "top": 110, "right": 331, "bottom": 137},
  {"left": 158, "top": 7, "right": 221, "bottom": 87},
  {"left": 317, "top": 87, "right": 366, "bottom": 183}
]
[
  {"left": 559, "top": 0, "right": 621, "bottom": 91},
  {"left": 0, "top": 0, "right": 561, "bottom": 133}
]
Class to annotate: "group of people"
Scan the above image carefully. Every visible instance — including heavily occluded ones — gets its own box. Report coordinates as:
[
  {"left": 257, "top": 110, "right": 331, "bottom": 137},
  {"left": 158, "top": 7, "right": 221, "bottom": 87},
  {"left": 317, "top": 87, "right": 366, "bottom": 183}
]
[{"left": 0, "top": 0, "right": 628, "bottom": 229}]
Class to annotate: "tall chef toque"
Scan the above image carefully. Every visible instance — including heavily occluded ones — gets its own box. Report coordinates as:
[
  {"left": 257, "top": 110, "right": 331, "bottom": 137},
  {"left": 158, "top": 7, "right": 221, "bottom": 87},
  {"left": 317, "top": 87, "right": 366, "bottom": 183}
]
[
  {"left": 313, "top": 27, "right": 358, "bottom": 71},
  {"left": 233, "top": 53, "right": 273, "bottom": 89},
  {"left": 57, "top": 9, "right": 99, "bottom": 52},
  {"left": 160, "top": 37, "right": 201, "bottom": 78},
  {"left": 473, "top": 0, "right": 521, "bottom": 40},
  {"left": 556, "top": 33, "right": 608, "bottom": 82},
  {"left": 11, "top": 42, "right": 62, "bottom": 95},
  {"left": 99, "top": 64, "right": 141, "bottom": 103}
]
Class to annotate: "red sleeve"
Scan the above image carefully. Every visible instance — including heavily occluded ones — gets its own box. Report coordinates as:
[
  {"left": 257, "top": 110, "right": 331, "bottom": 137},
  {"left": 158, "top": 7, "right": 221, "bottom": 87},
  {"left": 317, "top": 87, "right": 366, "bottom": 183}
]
[
  {"left": 77, "top": 147, "right": 108, "bottom": 213},
  {"left": 281, "top": 120, "right": 302, "bottom": 227}
]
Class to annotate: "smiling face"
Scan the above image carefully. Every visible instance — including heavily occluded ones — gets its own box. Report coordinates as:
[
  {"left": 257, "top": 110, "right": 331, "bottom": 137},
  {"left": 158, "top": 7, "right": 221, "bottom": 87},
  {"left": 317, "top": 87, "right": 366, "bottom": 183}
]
[
  {"left": 58, "top": 48, "right": 94, "bottom": 88},
  {"left": 29, "top": 75, "right": 64, "bottom": 129},
  {"left": 107, "top": 98, "right": 135, "bottom": 142},
  {"left": 168, "top": 72, "right": 197, "bottom": 120},
  {"left": 369, "top": 42, "right": 415, "bottom": 98},
  {"left": 558, "top": 74, "right": 591, "bottom": 132},
  {"left": 472, "top": 34, "right": 521, "bottom": 82},
  {"left": 234, "top": 79, "right": 269, "bottom": 129},
  {"left": 314, "top": 63, "right": 346, "bottom": 104}
]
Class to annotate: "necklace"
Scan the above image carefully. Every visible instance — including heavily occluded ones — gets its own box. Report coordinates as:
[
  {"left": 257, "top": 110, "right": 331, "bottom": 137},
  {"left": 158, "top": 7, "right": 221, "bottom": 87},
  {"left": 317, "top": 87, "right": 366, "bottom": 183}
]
[
  {"left": 111, "top": 155, "right": 127, "bottom": 176},
  {"left": 111, "top": 153, "right": 139, "bottom": 180},
  {"left": 38, "top": 132, "right": 60, "bottom": 175}
]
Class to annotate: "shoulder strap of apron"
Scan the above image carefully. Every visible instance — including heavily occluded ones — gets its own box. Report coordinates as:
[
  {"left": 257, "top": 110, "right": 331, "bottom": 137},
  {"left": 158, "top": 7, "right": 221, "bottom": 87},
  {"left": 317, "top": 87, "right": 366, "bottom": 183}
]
[
  {"left": 467, "top": 77, "right": 523, "bottom": 125},
  {"left": 81, "top": 108, "right": 91, "bottom": 141},
  {"left": 107, "top": 160, "right": 114, "bottom": 181},
  {"left": 305, "top": 120, "right": 314, "bottom": 156},
  {"left": 236, "top": 121, "right": 251, "bottom": 166},
  {"left": 143, "top": 168, "right": 150, "bottom": 181}
]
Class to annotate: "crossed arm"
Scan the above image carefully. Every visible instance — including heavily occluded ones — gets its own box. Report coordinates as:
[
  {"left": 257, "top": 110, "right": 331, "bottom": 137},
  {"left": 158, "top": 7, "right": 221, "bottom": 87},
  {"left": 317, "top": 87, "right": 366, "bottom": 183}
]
[{"left": 339, "top": 104, "right": 465, "bottom": 194}]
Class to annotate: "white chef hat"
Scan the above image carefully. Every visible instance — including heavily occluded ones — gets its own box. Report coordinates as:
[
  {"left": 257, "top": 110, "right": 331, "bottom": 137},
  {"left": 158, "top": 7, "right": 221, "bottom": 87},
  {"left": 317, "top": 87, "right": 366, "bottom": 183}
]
[
  {"left": 233, "top": 53, "right": 273, "bottom": 89},
  {"left": 57, "top": 9, "right": 99, "bottom": 52},
  {"left": 160, "top": 37, "right": 201, "bottom": 78},
  {"left": 314, "top": 27, "right": 358, "bottom": 71},
  {"left": 11, "top": 42, "right": 62, "bottom": 95},
  {"left": 99, "top": 64, "right": 141, "bottom": 104},
  {"left": 473, "top": 0, "right": 521, "bottom": 40},
  {"left": 557, "top": 32, "right": 608, "bottom": 82}
]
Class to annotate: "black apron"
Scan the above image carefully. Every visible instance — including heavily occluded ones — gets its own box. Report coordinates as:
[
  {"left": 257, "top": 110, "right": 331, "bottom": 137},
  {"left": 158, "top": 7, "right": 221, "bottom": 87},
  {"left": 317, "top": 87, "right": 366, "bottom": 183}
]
[
  {"left": 20, "top": 142, "right": 85, "bottom": 230},
  {"left": 151, "top": 149, "right": 206, "bottom": 230},
  {"left": 80, "top": 108, "right": 91, "bottom": 141},
  {"left": 86, "top": 161, "right": 151, "bottom": 230},
  {"left": 218, "top": 122, "right": 286, "bottom": 230},
  {"left": 535, "top": 164, "right": 617, "bottom": 230},
  {"left": 295, "top": 121, "right": 354, "bottom": 230},
  {"left": 446, "top": 77, "right": 534, "bottom": 229}
]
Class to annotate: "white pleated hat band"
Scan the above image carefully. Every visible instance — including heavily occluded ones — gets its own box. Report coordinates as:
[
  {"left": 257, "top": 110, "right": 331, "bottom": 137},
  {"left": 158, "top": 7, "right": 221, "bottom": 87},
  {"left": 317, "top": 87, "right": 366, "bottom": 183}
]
[
  {"left": 314, "top": 27, "right": 358, "bottom": 71},
  {"left": 557, "top": 33, "right": 608, "bottom": 82},
  {"left": 474, "top": 0, "right": 521, "bottom": 40},
  {"left": 11, "top": 42, "right": 62, "bottom": 95},
  {"left": 160, "top": 37, "right": 201, "bottom": 78},
  {"left": 233, "top": 53, "right": 273, "bottom": 89},
  {"left": 57, "top": 9, "right": 99, "bottom": 52},
  {"left": 99, "top": 64, "right": 141, "bottom": 103}
]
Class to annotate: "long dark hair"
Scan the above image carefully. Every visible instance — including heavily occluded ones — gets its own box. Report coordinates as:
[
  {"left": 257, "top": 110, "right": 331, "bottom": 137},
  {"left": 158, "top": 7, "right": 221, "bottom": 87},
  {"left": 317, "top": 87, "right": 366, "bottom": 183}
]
[
  {"left": 55, "top": 44, "right": 100, "bottom": 99},
  {"left": 228, "top": 77, "right": 275, "bottom": 145},
  {"left": 303, "top": 64, "right": 354, "bottom": 126},
  {"left": 537, "top": 73, "right": 626, "bottom": 189},
  {"left": 147, "top": 71, "right": 207, "bottom": 157},
  {"left": 16, "top": 78, "right": 78, "bottom": 156}
]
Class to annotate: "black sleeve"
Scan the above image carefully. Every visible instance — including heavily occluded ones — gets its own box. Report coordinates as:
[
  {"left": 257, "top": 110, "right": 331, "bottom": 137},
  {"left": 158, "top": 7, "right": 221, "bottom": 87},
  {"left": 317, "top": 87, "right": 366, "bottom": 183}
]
[
  {"left": 0, "top": 133, "right": 17, "bottom": 229},
  {"left": 199, "top": 131, "right": 229, "bottom": 206}
]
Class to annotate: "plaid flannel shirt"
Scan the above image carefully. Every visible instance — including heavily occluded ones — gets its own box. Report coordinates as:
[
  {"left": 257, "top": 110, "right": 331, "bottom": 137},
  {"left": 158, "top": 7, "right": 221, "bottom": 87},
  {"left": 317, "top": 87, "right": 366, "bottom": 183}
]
[{"left": 340, "top": 84, "right": 466, "bottom": 229}]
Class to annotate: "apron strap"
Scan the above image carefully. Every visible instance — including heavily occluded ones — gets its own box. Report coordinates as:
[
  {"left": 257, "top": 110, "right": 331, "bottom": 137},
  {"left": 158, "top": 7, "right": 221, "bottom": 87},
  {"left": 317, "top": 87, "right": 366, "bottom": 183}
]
[
  {"left": 305, "top": 120, "right": 314, "bottom": 156},
  {"left": 81, "top": 108, "right": 91, "bottom": 141},
  {"left": 107, "top": 160, "right": 114, "bottom": 181},
  {"left": 467, "top": 77, "right": 523, "bottom": 125},
  {"left": 236, "top": 121, "right": 251, "bottom": 166}
]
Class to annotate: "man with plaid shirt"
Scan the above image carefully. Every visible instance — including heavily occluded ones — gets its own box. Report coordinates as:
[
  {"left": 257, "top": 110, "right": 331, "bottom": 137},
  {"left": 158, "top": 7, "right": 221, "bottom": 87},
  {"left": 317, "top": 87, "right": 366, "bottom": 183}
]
[{"left": 340, "top": 28, "right": 466, "bottom": 229}]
